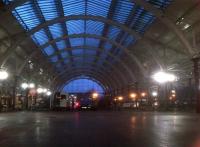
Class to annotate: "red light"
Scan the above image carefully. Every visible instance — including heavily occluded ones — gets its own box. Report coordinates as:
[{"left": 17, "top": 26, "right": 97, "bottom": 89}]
[{"left": 74, "top": 102, "right": 80, "bottom": 109}]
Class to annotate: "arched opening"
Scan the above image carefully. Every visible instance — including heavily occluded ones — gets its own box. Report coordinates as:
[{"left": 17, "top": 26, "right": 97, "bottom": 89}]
[
  {"left": 59, "top": 76, "right": 105, "bottom": 109},
  {"left": 62, "top": 76, "right": 104, "bottom": 95},
  {"left": 61, "top": 76, "right": 105, "bottom": 95}
]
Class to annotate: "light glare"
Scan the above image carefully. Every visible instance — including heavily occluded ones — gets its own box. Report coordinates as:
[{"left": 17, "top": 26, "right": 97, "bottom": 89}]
[
  {"left": 29, "top": 83, "right": 35, "bottom": 88},
  {"left": 37, "top": 88, "right": 43, "bottom": 93},
  {"left": 152, "top": 91, "right": 158, "bottom": 97},
  {"left": 152, "top": 71, "right": 176, "bottom": 83},
  {"left": 21, "top": 83, "right": 28, "bottom": 89},
  {"left": 46, "top": 91, "right": 52, "bottom": 96},
  {"left": 0, "top": 70, "right": 8, "bottom": 80}
]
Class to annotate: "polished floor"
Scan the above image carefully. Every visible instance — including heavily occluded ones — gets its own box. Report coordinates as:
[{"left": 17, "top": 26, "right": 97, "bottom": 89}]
[{"left": 1, "top": 111, "right": 200, "bottom": 147}]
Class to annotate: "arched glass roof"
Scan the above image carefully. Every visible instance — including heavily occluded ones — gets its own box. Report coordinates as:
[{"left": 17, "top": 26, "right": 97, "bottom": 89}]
[
  {"left": 61, "top": 76, "right": 104, "bottom": 94},
  {"left": 3, "top": 0, "right": 172, "bottom": 73}
]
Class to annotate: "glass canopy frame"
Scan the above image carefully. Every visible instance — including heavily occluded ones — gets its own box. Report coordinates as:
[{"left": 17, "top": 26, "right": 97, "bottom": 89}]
[{"left": 3, "top": 0, "right": 173, "bottom": 84}]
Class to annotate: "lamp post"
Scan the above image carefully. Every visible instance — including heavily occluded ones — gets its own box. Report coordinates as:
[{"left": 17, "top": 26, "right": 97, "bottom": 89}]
[
  {"left": 152, "top": 71, "right": 177, "bottom": 109},
  {"left": 21, "top": 82, "right": 36, "bottom": 110},
  {"left": 192, "top": 57, "right": 200, "bottom": 113},
  {"left": 0, "top": 68, "right": 8, "bottom": 80}
]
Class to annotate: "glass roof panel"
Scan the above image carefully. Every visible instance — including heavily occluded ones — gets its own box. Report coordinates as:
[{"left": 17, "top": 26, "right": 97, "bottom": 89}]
[
  {"left": 87, "top": 0, "right": 111, "bottom": 17},
  {"left": 85, "top": 50, "right": 96, "bottom": 55},
  {"left": 3, "top": 0, "right": 172, "bottom": 70},
  {"left": 12, "top": 1, "right": 40, "bottom": 30},
  {"left": 61, "top": 52, "right": 69, "bottom": 58},
  {"left": 37, "top": 0, "right": 59, "bottom": 21},
  {"left": 50, "top": 55, "right": 59, "bottom": 63},
  {"left": 66, "top": 20, "right": 85, "bottom": 35},
  {"left": 107, "top": 26, "right": 121, "bottom": 40},
  {"left": 61, "top": 0, "right": 85, "bottom": 16},
  {"left": 43, "top": 45, "right": 55, "bottom": 56},
  {"left": 146, "top": 0, "right": 173, "bottom": 9},
  {"left": 70, "top": 38, "right": 84, "bottom": 47},
  {"left": 31, "top": 29, "right": 49, "bottom": 45},
  {"left": 72, "top": 49, "right": 84, "bottom": 56},
  {"left": 86, "top": 20, "right": 104, "bottom": 35},
  {"left": 56, "top": 40, "right": 67, "bottom": 50},
  {"left": 48, "top": 23, "right": 64, "bottom": 39},
  {"left": 85, "top": 38, "right": 100, "bottom": 47},
  {"left": 112, "top": 0, "right": 134, "bottom": 24}
]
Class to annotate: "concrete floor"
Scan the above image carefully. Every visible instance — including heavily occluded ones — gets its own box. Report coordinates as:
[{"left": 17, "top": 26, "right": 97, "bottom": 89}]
[{"left": 1, "top": 111, "right": 200, "bottom": 147}]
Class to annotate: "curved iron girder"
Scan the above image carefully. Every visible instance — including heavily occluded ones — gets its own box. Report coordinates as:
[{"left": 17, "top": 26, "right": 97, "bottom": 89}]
[
  {"left": 0, "top": 14, "right": 141, "bottom": 70},
  {"left": 53, "top": 68, "right": 118, "bottom": 91},
  {"left": 52, "top": 58, "right": 128, "bottom": 87},
  {"left": 51, "top": 45, "right": 135, "bottom": 80},
  {"left": 58, "top": 76, "right": 108, "bottom": 93},
  {"left": 17, "top": 49, "right": 128, "bottom": 88},
  {"left": 54, "top": 72, "right": 111, "bottom": 92},
  {"left": 54, "top": 70, "right": 113, "bottom": 92},
  {"left": 52, "top": 60, "right": 126, "bottom": 88},
  {"left": 132, "top": 0, "right": 195, "bottom": 56},
  {"left": 53, "top": 51, "right": 134, "bottom": 80},
  {"left": 4, "top": 0, "right": 194, "bottom": 56},
  {"left": 40, "top": 33, "right": 143, "bottom": 78}
]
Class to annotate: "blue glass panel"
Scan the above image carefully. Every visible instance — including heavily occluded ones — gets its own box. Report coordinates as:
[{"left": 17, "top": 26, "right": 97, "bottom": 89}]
[
  {"left": 86, "top": 20, "right": 104, "bottom": 35},
  {"left": 84, "top": 57, "right": 95, "bottom": 62},
  {"left": 112, "top": 0, "right": 134, "bottom": 24},
  {"left": 104, "top": 42, "right": 112, "bottom": 52},
  {"left": 97, "top": 53, "right": 107, "bottom": 65},
  {"left": 61, "top": 51, "right": 69, "bottom": 58},
  {"left": 31, "top": 29, "right": 49, "bottom": 45},
  {"left": 56, "top": 40, "right": 67, "bottom": 50},
  {"left": 87, "top": 0, "right": 111, "bottom": 17},
  {"left": 62, "top": 77, "right": 104, "bottom": 94},
  {"left": 130, "top": 7, "right": 155, "bottom": 34},
  {"left": 50, "top": 55, "right": 59, "bottom": 62},
  {"left": 61, "top": 0, "right": 85, "bottom": 16},
  {"left": 48, "top": 23, "right": 64, "bottom": 39},
  {"left": 2, "top": 0, "right": 14, "bottom": 4},
  {"left": 66, "top": 20, "right": 84, "bottom": 35},
  {"left": 37, "top": 0, "right": 59, "bottom": 21},
  {"left": 85, "top": 38, "right": 100, "bottom": 47},
  {"left": 72, "top": 49, "right": 84, "bottom": 55},
  {"left": 43, "top": 45, "right": 55, "bottom": 56},
  {"left": 85, "top": 50, "right": 96, "bottom": 55},
  {"left": 13, "top": 1, "right": 40, "bottom": 30},
  {"left": 70, "top": 38, "right": 84, "bottom": 46},
  {"left": 117, "top": 33, "right": 135, "bottom": 47},
  {"left": 146, "top": 0, "right": 172, "bottom": 8},
  {"left": 107, "top": 26, "right": 121, "bottom": 40}
]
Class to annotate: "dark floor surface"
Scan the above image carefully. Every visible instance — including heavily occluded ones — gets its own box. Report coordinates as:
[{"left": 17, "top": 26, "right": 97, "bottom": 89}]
[{"left": 1, "top": 111, "right": 200, "bottom": 147}]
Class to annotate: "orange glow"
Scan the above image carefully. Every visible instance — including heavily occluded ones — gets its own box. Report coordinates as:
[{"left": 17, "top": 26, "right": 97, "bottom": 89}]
[
  {"left": 118, "top": 96, "right": 123, "bottom": 101},
  {"left": 92, "top": 92, "right": 98, "bottom": 99},
  {"left": 141, "top": 92, "right": 146, "bottom": 97},
  {"left": 172, "top": 94, "right": 176, "bottom": 97},
  {"left": 130, "top": 93, "right": 137, "bottom": 99}
]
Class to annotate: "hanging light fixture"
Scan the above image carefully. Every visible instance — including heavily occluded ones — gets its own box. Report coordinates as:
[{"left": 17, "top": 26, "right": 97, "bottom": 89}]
[
  {"left": 152, "top": 71, "right": 176, "bottom": 83},
  {"left": 0, "top": 68, "right": 9, "bottom": 80},
  {"left": 46, "top": 91, "right": 52, "bottom": 96}
]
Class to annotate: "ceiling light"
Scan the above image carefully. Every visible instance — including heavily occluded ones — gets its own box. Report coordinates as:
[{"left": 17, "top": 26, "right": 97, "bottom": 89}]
[
  {"left": 21, "top": 83, "right": 28, "bottom": 89},
  {"left": 0, "top": 69, "right": 8, "bottom": 80},
  {"left": 29, "top": 83, "right": 35, "bottom": 88},
  {"left": 152, "top": 71, "right": 176, "bottom": 83}
]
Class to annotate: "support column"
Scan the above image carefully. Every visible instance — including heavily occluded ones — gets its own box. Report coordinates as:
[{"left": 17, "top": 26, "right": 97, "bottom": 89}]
[
  {"left": 12, "top": 75, "right": 18, "bottom": 110},
  {"left": 192, "top": 57, "right": 200, "bottom": 113}
]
